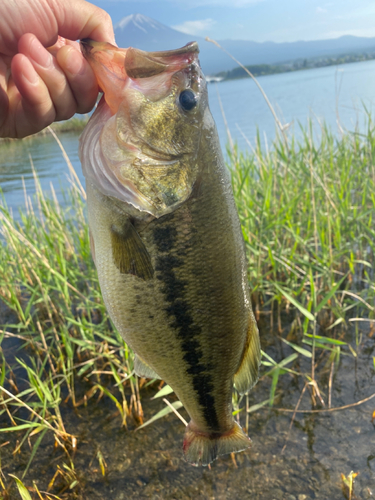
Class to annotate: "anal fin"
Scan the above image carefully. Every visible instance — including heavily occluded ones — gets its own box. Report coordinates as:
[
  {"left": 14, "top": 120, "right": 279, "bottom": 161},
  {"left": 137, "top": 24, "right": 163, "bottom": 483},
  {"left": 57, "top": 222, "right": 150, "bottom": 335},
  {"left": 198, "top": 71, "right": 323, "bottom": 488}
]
[
  {"left": 234, "top": 310, "right": 261, "bottom": 395},
  {"left": 110, "top": 219, "right": 154, "bottom": 280},
  {"left": 134, "top": 354, "right": 161, "bottom": 380}
]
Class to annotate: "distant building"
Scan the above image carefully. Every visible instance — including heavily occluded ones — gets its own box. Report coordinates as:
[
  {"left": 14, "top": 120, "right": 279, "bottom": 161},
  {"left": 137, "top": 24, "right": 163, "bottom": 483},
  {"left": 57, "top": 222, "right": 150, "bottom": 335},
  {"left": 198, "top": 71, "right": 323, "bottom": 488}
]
[{"left": 205, "top": 76, "right": 225, "bottom": 83}]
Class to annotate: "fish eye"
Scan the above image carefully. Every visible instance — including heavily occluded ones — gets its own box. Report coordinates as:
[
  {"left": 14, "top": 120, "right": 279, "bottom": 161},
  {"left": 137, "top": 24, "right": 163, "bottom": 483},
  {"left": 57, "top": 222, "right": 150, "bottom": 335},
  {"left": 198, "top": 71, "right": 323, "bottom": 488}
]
[{"left": 179, "top": 89, "right": 197, "bottom": 111}]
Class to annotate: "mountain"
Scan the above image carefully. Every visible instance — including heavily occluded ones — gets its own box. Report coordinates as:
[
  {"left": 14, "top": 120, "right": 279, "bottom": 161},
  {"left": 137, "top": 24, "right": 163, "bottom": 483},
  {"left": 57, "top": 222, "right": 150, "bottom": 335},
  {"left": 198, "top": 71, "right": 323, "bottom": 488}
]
[
  {"left": 114, "top": 14, "right": 375, "bottom": 75},
  {"left": 115, "top": 14, "right": 198, "bottom": 49}
]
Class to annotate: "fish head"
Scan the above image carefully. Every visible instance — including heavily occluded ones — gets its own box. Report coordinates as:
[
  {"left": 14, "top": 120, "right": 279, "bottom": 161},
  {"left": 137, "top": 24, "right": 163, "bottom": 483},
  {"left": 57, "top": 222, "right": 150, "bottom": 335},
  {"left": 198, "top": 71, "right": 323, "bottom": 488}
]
[{"left": 80, "top": 40, "right": 208, "bottom": 217}]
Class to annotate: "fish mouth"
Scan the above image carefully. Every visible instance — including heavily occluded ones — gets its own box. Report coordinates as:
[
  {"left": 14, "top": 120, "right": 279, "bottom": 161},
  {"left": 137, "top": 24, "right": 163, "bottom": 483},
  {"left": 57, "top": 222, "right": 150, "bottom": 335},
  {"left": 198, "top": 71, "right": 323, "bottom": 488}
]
[
  {"left": 80, "top": 39, "right": 200, "bottom": 114},
  {"left": 80, "top": 39, "right": 199, "bottom": 77}
]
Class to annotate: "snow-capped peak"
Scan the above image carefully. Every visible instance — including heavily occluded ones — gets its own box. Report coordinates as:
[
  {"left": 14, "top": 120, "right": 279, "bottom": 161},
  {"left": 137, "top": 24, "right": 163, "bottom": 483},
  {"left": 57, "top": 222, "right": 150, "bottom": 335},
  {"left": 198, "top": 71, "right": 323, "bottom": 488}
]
[{"left": 115, "top": 14, "right": 167, "bottom": 34}]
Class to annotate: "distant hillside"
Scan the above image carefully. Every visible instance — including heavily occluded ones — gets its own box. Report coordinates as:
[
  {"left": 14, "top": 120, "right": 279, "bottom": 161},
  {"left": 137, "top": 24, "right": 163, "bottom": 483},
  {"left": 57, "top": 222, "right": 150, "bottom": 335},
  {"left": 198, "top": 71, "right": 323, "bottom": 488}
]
[{"left": 114, "top": 14, "right": 375, "bottom": 75}]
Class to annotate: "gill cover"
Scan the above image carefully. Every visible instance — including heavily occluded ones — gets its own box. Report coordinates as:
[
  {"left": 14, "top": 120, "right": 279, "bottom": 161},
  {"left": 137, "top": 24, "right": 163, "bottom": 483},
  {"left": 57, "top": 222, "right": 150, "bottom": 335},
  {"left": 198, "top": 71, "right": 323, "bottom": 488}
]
[{"left": 79, "top": 40, "right": 207, "bottom": 217}]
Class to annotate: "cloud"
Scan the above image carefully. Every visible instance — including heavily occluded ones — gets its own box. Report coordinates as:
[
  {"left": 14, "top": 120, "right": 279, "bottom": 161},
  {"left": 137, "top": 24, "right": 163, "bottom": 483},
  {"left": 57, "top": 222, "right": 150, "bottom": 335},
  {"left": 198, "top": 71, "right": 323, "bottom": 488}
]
[
  {"left": 316, "top": 6, "right": 327, "bottom": 14},
  {"left": 172, "top": 18, "right": 216, "bottom": 35}
]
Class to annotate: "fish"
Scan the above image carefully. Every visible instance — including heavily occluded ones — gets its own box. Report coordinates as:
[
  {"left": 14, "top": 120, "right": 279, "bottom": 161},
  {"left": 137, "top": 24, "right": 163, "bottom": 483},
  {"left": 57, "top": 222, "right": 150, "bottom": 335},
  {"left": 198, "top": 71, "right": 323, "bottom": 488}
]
[{"left": 79, "top": 39, "right": 261, "bottom": 466}]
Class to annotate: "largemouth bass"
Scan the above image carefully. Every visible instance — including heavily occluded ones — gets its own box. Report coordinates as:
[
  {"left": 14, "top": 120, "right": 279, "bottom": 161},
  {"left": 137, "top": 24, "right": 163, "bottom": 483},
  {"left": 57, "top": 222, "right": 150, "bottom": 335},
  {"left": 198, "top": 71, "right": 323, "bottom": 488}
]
[{"left": 79, "top": 39, "right": 261, "bottom": 466}]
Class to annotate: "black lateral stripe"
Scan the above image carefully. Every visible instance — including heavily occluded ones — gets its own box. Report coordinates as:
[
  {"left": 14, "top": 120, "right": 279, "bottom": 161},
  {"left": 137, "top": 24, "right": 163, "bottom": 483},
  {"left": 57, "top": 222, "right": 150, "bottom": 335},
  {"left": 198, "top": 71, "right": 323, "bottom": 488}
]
[
  {"left": 154, "top": 226, "right": 219, "bottom": 429},
  {"left": 153, "top": 226, "right": 177, "bottom": 252}
]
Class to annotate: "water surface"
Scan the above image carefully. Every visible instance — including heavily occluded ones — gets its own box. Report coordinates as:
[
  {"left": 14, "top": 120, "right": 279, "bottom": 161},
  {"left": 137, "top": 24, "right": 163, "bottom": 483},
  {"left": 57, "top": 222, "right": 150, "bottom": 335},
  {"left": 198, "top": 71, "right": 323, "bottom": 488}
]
[{"left": 209, "top": 58, "right": 375, "bottom": 153}]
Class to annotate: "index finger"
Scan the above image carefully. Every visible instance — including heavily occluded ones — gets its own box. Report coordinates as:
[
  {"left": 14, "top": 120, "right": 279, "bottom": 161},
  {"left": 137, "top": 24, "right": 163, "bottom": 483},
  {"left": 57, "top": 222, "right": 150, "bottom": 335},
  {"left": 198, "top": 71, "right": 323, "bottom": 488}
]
[{"left": 49, "top": 0, "right": 116, "bottom": 45}]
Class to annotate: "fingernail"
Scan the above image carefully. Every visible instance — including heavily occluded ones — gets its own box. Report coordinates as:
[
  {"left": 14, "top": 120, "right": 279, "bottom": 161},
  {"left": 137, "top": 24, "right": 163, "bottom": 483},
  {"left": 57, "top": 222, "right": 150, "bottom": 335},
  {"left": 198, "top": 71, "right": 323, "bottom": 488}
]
[
  {"left": 29, "top": 37, "right": 53, "bottom": 68},
  {"left": 21, "top": 59, "right": 39, "bottom": 85},
  {"left": 64, "top": 47, "right": 86, "bottom": 76}
]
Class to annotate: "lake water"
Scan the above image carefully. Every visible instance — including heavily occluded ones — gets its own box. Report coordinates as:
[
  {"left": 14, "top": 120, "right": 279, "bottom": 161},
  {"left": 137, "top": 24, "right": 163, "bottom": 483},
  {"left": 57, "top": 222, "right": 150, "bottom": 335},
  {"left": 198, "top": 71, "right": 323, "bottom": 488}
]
[
  {"left": 1, "top": 58, "right": 375, "bottom": 214},
  {"left": 210, "top": 58, "right": 375, "bottom": 151}
]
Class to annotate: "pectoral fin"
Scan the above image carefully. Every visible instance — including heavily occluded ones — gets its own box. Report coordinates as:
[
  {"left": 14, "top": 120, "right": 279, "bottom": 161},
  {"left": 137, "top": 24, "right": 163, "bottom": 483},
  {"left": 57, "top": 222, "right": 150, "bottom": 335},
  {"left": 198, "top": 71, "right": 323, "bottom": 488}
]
[
  {"left": 110, "top": 220, "right": 154, "bottom": 280},
  {"left": 134, "top": 354, "right": 161, "bottom": 379},
  {"left": 234, "top": 311, "right": 261, "bottom": 395}
]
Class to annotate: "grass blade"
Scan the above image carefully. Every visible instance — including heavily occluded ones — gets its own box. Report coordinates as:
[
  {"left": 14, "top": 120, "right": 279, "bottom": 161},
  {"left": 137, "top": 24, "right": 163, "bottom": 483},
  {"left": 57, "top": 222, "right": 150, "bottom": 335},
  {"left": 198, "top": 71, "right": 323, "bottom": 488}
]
[
  {"left": 137, "top": 401, "right": 183, "bottom": 430},
  {"left": 273, "top": 283, "right": 315, "bottom": 321},
  {"left": 9, "top": 475, "right": 33, "bottom": 500},
  {"left": 151, "top": 385, "right": 174, "bottom": 399},
  {"left": 282, "top": 338, "right": 312, "bottom": 358}
]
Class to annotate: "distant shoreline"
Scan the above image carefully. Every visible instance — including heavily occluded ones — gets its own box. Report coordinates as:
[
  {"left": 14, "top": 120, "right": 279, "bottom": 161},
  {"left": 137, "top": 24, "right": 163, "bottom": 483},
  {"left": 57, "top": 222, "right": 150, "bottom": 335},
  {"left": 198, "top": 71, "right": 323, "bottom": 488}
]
[
  {"left": 210, "top": 51, "right": 375, "bottom": 82},
  {"left": 0, "top": 116, "right": 89, "bottom": 144}
]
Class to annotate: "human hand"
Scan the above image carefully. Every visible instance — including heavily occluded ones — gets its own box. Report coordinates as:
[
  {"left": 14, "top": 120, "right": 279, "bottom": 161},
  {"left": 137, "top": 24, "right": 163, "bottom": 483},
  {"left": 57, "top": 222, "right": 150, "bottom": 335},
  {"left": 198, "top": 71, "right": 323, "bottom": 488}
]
[{"left": 0, "top": 0, "right": 115, "bottom": 138}]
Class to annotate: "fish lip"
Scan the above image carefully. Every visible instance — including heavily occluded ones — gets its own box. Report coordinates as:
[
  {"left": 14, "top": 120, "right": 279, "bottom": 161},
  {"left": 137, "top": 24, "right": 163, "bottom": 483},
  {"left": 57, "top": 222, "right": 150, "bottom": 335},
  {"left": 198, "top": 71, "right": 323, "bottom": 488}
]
[
  {"left": 147, "top": 41, "right": 199, "bottom": 58},
  {"left": 124, "top": 42, "right": 200, "bottom": 79}
]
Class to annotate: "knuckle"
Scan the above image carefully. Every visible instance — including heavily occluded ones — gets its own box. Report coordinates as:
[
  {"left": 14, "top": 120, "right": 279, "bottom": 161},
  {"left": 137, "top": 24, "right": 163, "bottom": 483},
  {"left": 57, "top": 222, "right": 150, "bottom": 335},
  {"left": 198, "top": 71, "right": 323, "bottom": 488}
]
[
  {"left": 99, "top": 9, "right": 112, "bottom": 25},
  {"left": 56, "top": 102, "right": 76, "bottom": 121},
  {"left": 76, "top": 101, "right": 94, "bottom": 114},
  {"left": 74, "top": 88, "right": 97, "bottom": 114},
  {"left": 30, "top": 110, "right": 55, "bottom": 135}
]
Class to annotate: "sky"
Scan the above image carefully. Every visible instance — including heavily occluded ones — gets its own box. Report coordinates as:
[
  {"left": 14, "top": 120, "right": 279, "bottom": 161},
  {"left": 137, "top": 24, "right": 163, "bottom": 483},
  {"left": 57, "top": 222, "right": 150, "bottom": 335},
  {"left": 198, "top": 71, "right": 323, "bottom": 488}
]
[{"left": 90, "top": 0, "right": 375, "bottom": 43}]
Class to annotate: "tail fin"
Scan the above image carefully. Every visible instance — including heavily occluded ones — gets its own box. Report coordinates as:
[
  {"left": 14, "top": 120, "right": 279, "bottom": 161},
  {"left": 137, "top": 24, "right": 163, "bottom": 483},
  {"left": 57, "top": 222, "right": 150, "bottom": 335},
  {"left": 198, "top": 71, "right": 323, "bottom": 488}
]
[{"left": 183, "top": 421, "right": 251, "bottom": 466}]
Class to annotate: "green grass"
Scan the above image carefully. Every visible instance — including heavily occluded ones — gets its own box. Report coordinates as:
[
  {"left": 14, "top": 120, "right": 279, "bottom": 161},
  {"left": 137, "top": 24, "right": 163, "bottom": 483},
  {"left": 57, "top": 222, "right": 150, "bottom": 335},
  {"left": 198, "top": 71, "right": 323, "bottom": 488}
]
[
  {"left": 0, "top": 119, "right": 374, "bottom": 496},
  {"left": 231, "top": 121, "right": 374, "bottom": 326}
]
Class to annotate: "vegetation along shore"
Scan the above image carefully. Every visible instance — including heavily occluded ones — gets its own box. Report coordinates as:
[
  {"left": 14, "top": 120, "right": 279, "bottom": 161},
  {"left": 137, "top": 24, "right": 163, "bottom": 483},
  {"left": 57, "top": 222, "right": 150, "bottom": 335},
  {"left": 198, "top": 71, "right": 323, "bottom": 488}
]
[
  {"left": 0, "top": 116, "right": 89, "bottom": 143},
  {"left": 0, "top": 117, "right": 374, "bottom": 497},
  {"left": 212, "top": 50, "right": 375, "bottom": 81}
]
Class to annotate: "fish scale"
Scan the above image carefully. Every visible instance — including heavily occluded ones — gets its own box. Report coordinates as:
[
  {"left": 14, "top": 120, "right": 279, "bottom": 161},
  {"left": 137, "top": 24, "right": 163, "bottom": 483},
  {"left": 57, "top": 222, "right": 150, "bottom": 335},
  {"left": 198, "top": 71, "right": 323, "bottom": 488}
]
[{"left": 80, "top": 39, "right": 261, "bottom": 466}]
